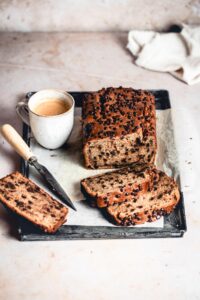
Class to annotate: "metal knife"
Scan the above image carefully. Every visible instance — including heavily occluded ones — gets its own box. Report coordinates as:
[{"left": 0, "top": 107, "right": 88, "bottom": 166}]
[{"left": 1, "top": 124, "right": 76, "bottom": 211}]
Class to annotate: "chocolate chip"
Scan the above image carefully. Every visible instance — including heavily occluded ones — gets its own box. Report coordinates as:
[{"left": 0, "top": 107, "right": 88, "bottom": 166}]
[
  {"left": 27, "top": 186, "right": 35, "bottom": 193},
  {"left": 5, "top": 182, "right": 15, "bottom": 189}
]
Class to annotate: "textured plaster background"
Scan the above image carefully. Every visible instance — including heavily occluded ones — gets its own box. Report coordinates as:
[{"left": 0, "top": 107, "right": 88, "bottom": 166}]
[{"left": 0, "top": 0, "right": 200, "bottom": 32}]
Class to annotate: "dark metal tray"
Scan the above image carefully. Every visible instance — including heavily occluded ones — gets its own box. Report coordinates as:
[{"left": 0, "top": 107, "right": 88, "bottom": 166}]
[{"left": 18, "top": 90, "right": 187, "bottom": 241}]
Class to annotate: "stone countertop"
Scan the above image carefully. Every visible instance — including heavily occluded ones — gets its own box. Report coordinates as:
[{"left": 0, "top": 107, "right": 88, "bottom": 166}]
[{"left": 0, "top": 32, "right": 200, "bottom": 300}]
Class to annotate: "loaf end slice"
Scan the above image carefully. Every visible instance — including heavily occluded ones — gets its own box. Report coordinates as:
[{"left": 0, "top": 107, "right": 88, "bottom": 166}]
[{"left": 0, "top": 172, "right": 68, "bottom": 233}]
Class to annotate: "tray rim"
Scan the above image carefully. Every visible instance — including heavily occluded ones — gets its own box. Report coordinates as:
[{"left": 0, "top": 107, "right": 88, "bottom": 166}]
[{"left": 18, "top": 90, "right": 187, "bottom": 241}]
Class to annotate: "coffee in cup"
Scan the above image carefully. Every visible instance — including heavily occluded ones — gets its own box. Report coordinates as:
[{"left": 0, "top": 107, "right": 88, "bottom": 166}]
[
  {"left": 16, "top": 89, "right": 75, "bottom": 149},
  {"left": 33, "top": 99, "right": 70, "bottom": 117}
]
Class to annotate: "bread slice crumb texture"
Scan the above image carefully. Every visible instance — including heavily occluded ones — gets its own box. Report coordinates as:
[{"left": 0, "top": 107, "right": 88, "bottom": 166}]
[{"left": 0, "top": 172, "right": 68, "bottom": 233}]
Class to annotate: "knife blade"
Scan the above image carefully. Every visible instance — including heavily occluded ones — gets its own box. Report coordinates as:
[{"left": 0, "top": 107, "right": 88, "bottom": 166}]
[
  {"left": 29, "top": 157, "right": 76, "bottom": 211},
  {"left": 1, "top": 124, "right": 76, "bottom": 211}
]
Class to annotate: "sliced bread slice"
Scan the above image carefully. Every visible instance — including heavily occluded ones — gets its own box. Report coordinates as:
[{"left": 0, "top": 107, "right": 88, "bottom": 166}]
[
  {"left": 0, "top": 172, "right": 68, "bottom": 233},
  {"left": 81, "top": 164, "right": 158, "bottom": 208}
]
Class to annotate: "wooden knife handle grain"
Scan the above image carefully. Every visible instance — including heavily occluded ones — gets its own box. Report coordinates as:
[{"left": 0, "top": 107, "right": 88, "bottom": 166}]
[{"left": 1, "top": 124, "right": 34, "bottom": 161}]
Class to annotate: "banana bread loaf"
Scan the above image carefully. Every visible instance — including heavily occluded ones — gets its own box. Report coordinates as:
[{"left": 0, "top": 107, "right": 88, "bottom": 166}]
[
  {"left": 81, "top": 165, "right": 180, "bottom": 226},
  {"left": 82, "top": 87, "right": 157, "bottom": 169},
  {"left": 0, "top": 172, "right": 68, "bottom": 233}
]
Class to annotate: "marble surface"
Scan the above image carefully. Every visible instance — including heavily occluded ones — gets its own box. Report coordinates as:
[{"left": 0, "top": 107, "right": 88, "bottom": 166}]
[
  {"left": 1, "top": 0, "right": 200, "bottom": 32},
  {"left": 0, "top": 32, "right": 200, "bottom": 300}
]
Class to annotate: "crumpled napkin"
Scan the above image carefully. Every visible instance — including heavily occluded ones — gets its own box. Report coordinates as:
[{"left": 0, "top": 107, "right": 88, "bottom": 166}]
[{"left": 127, "top": 24, "right": 200, "bottom": 85}]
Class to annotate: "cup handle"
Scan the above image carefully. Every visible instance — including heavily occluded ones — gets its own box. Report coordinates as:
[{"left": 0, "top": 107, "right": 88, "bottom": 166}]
[{"left": 16, "top": 102, "right": 30, "bottom": 126}]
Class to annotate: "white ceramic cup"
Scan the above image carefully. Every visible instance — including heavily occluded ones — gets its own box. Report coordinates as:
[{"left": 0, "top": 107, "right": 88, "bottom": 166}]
[{"left": 16, "top": 89, "right": 75, "bottom": 149}]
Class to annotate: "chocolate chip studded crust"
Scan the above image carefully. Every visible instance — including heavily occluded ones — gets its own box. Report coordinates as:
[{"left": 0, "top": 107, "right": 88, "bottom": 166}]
[
  {"left": 81, "top": 165, "right": 180, "bottom": 226},
  {"left": 0, "top": 172, "right": 68, "bottom": 233},
  {"left": 82, "top": 87, "right": 157, "bottom": 169}
]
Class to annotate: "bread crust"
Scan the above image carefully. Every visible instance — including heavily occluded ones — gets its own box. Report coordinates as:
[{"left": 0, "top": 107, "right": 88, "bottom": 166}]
[
  {"left": 106, "top": 202, "right": 178, "bottom": 226},
  {"left": 0, "top": 172, "right": 68, "bottom": 233},
  {"left": 82, "top": 87, "right": 157, "bottom": 169}
]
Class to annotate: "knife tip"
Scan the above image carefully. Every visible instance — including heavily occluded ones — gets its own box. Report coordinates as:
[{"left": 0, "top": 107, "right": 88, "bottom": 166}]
[{"left": 69, "top": 203, "right": 77, "bottom": 211}]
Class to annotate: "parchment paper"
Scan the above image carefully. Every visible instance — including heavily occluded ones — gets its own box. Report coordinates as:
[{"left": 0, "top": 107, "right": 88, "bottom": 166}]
[{"left": 29, "top": 107, "right": 179, "bottom": 228}]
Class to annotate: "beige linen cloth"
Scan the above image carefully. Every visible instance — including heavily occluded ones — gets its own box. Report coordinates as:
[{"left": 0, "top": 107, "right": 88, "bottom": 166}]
[{"left": 127, "top": 24, "right": 200, "bottom": 85}]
